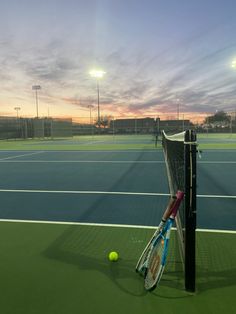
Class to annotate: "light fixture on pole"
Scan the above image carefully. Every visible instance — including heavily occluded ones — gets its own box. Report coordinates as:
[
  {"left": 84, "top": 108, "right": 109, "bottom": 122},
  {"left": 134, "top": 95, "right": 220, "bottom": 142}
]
[
  {"left": 89, "top": 70, "right": 106, "bottom": 128},
  {"left": 176, "top": 98, "right": 180, "bottom": 120},
  {"left": 87, "top": 104, "right": 94, "bottom": 136},
  {"left": 87, "top": 104, "right": 93, "bottom": 125},
  {"left": 14, "top": 107, "right": 21, "bottom": 119},
  {"left": 32, "top": 85, "right": 42, "bottom": 118}
]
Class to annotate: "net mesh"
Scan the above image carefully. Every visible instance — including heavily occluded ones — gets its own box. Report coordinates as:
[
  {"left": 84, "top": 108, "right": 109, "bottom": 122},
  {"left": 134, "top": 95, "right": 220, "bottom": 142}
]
[
  {"left": 162, "top": 131, "right": 185, "bottom": 195},
  {"left": 162, "top": 129, "right": 196, "bottom": 291}
]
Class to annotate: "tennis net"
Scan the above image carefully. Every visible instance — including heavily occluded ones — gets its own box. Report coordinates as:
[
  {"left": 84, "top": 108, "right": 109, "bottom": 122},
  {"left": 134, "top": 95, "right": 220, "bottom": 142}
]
[{"left": 162, "top": 129, "right": 197, "bottom": 292}]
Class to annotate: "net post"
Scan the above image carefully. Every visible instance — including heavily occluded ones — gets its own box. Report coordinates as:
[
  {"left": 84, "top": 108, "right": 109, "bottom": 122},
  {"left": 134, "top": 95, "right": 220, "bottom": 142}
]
[{"left": 184, "top": 130, "right": 197, "bottom": 292}]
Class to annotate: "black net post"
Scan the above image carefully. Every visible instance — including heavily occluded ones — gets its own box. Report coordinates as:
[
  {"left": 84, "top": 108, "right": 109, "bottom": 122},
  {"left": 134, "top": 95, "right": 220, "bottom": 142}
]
[{"left": 184, "top": 130, "right": 197, "bottom": 292}]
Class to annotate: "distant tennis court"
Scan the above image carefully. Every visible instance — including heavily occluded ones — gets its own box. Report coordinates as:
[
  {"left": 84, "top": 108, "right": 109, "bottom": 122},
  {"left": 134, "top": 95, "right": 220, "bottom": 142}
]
[{"left": 0, "top": 134, "right": 235, "bottom": 314}]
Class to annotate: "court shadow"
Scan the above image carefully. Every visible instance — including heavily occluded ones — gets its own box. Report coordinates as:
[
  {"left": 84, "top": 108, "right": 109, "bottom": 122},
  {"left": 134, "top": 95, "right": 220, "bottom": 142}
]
[
  {"left": 196, "top": 267, "right": 236, "bottom": 293},
  {"left": 196, "top": 232, "right": 236, "bottom": 293},
  {"left": 43, "top": 224, "right": 146, "bottom": 297}
]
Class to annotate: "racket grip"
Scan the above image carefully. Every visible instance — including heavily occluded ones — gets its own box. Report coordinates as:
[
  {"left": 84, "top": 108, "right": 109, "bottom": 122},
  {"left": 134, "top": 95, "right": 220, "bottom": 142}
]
[{"left": 171, "top": 190, "right": 184, "bottom": 218}]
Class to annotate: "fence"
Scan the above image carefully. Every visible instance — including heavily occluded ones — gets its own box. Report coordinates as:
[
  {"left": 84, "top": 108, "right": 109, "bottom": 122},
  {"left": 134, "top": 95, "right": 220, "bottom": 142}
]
[
  {"left": 0, "top": 114, "right": 235, "bottom": 140},
  {"left": 0, "top": 117, "right": 72, "bottom": 140}
]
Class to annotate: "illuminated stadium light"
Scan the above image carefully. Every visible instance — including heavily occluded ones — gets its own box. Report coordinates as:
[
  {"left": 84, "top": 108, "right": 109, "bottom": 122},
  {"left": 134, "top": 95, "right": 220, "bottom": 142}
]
[
  {"left": 89, "top": 69, "right": 106, "bottom": 128},
  {"left": 231, "top": 60, "right": 236, "bottom": 68},
  {"left": 89, "top": 69, "right": 106, "bottom": 78}
]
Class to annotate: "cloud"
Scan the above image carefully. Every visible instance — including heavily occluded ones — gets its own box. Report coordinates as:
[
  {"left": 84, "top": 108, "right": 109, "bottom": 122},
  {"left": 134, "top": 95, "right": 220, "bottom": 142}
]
[{"left": 1, "top": 15, "right": 236, "bottom": 120}]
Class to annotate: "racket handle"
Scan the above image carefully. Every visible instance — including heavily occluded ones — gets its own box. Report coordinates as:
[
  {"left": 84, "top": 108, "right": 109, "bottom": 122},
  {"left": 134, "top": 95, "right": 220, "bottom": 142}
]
[{"left": 170, "top": 190, "right": 184, "bottom": 218}]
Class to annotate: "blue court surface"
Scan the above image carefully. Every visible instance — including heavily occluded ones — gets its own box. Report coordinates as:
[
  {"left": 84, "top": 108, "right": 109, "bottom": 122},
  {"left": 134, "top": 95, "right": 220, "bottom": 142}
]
[{"left": 0, "top": 148, "right": 235, "bottom": 230}]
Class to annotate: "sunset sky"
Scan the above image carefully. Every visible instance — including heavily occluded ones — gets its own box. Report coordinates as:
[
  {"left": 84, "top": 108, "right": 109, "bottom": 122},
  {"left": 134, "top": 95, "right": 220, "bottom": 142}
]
[{"left": 0, "top": 0, "right": 236, "bottom": 122}]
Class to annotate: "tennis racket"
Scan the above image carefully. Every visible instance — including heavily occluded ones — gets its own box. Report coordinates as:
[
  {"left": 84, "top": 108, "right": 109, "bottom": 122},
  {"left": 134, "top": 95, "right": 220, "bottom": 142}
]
[
  {"left": 135, "top": 195, "right": 178, "bottom": 277},
  {"left": 144, "top": 190, "right": 184, "bottom": 290}
]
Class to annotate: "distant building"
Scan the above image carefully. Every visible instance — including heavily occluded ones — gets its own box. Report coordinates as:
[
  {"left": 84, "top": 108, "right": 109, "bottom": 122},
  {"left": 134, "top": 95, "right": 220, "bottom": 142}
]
[
  {"left": 110, "top": 117, "right": 157, "bottom": 134},
  {"left": 159, "top": 119, "right": 193, "bottom": 133}
]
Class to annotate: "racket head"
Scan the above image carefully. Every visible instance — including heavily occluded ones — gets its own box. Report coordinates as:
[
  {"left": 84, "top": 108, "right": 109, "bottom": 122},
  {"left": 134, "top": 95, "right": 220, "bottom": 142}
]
[
  {"left": 144, "top": 218, "right": 174, "bottom": 291},
  {"left": 135, "top": 247, "right": 151, "bottom": 276},
  {"left": 135, "top": 228, "right": 161, "bottom": 276},
  {"left": 144, "top": 233, "right": 166, "bottom": 290}
]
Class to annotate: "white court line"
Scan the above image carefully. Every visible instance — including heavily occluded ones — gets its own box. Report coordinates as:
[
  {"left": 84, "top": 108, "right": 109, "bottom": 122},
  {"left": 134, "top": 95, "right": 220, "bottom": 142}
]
[
  {"left": 0, "top": 189, "right": 167, "bottom": 196},
  {"left": 0, "top": 189, "right": 235, "bottom": 199},
  {"left": 0, "top": 150, "right": 159, "bottom": 153},
  {"left": 199, "top": 161, "right": 236, "bottom": 164},
  {"left": 0, "top": 151, "right": 45, "bottom": 161},
  {"left": 0, "top": 160, "right": 235, "bottom": 164},
  {"left": 196, "top": 228, "right": 236, "bottom": 234},
  {"left": 0, "top": 160, "right": 162, "bottom": 163},
  {"left": 0, "top": 219, "right": 235, "bottom": 234},
  {"left": 197, "top": 194, "right": 236, "bottom": 199},
  {"left": 200, "top": 150, "right": 236, "bottom": 153}
]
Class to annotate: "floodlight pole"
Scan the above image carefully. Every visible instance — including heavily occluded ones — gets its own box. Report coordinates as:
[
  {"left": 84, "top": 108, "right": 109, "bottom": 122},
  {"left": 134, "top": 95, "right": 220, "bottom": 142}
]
[
  {"left": 32, "top": 85, "right": 41, "bottom": 118},
  {"left": 89, "top": 70, "right": 106, "bottom": 129},
  {"left": 96, "top": 80, "right": 100, "bottom": 127},
  {"left": 87, "top": 105, "right": 92, "bottom": 125},
  {"left": 88, "top": 105, "right": 93, "bottom": 136},
  {"left": 14, "top": 107, "right": 21, "bottom": 119},
  {"left": 176, "top": 99, "right": 180, "bottom": 120}
]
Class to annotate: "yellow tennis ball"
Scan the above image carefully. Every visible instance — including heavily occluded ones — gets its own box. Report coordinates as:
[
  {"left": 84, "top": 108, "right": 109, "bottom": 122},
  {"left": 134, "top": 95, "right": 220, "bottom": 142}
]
[{"left": 108, "top": 251, "right": 119, "bottom": 262}]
